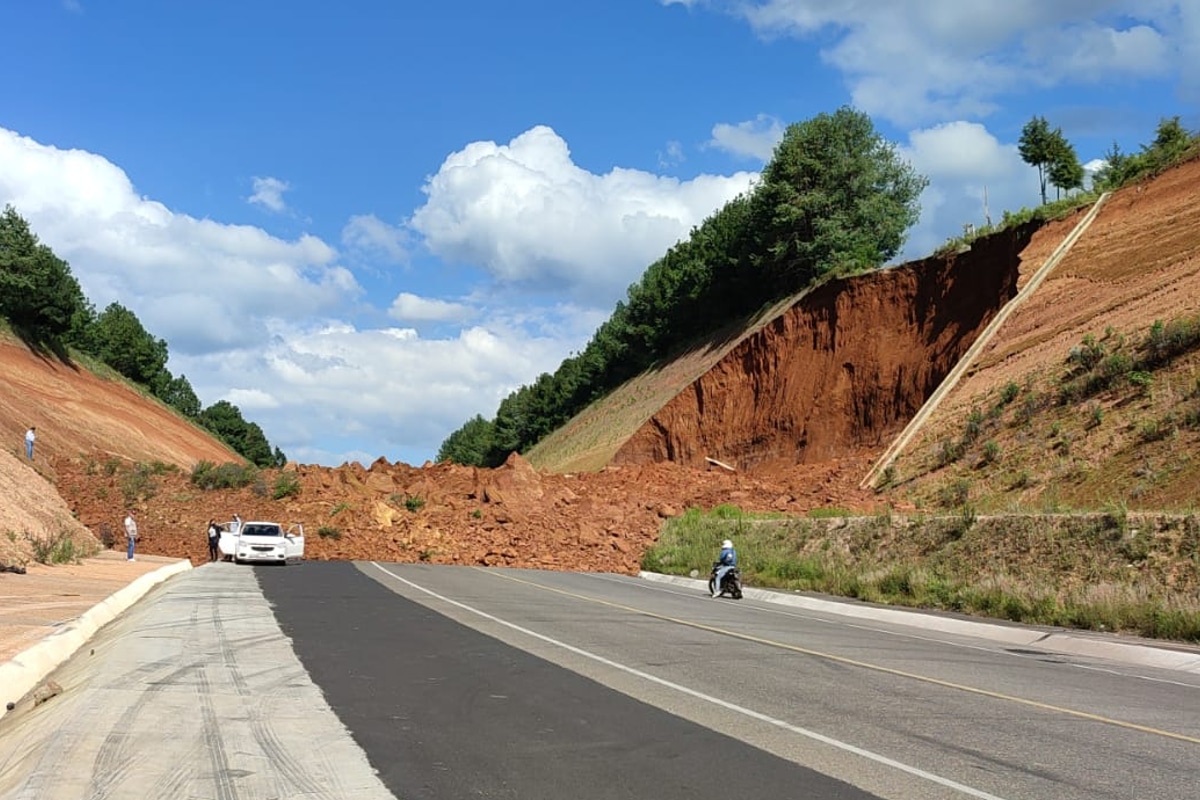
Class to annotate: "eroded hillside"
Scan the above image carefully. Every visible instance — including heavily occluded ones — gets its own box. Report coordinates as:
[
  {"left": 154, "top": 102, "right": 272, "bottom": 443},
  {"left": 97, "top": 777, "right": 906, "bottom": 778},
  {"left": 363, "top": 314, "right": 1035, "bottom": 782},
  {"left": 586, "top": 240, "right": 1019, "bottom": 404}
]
[
  {"left": 891, "top": 157, "right": 1200, "bottom": 509},
  {"left": 614, "top": 224, "right": 1035, "bottom": 471}
]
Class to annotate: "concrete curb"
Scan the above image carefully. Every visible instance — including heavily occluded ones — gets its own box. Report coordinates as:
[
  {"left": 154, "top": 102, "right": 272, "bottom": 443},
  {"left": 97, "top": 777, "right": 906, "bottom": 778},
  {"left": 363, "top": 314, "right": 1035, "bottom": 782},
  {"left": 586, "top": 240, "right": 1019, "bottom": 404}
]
[
  {"left": 639, "top": 571, "right": 1200, "bottom": 674},
  {"left": 0, "top": 559, "right": 193, "bottom": 720}
]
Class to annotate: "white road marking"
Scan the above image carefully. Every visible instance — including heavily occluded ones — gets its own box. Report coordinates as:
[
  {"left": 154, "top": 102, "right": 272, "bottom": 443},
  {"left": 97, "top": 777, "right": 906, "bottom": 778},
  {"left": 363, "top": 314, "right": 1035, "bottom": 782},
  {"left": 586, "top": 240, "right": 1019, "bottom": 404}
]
[{"left": 370, "top": 562, "right": 1011, "bottom": 800}]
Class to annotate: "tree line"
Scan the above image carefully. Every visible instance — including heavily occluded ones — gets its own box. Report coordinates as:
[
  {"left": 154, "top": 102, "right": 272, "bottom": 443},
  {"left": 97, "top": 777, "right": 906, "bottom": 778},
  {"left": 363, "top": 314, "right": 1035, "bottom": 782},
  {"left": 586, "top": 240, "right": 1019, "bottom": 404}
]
[
  {"left": 1019, "top": 114, "right": 1197, "bottom": 201},
  {"left": 438, "top": 107, "right": 929, "bottom": 466},
  {"left": 0, "top": 206, "right": 285, "bottom": 467}
]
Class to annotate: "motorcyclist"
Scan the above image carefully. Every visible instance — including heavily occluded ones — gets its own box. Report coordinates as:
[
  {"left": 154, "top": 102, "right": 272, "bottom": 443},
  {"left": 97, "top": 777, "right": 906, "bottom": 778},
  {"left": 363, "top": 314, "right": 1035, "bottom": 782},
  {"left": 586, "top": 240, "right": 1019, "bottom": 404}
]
[{"left": 712, "top": 538, "right": 737, "bottom": 597}]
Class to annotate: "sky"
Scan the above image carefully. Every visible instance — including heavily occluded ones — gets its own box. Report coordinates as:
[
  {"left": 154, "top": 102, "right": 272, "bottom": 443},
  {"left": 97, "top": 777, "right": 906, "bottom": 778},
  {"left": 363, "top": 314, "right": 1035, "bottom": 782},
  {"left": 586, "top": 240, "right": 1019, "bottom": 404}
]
[{"left": 2, "top": 1, "right": 1197, "bottom": 467}]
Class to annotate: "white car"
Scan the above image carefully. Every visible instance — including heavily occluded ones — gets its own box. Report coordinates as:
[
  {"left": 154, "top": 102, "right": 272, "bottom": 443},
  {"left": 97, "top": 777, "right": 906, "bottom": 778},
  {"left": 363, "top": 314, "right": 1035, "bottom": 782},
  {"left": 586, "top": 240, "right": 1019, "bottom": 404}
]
[{"left": 219, "top": 521, "right": 305, "bottom": 564}]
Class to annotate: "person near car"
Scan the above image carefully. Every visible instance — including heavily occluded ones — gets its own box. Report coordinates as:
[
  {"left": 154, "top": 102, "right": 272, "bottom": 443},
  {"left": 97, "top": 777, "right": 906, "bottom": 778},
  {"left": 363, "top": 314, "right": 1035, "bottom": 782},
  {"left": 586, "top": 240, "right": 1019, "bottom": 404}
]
[
  {"left": 207, "top": 519, "right": 221, "bottom": 562},
  {"left": 712, "top": 538, "right": 737, "bottom": 597},
  {"left": 124, "top": 510, "right": 139, "bottom": 561},
  {"left": 231, "top": 513, "right": 242, "bottom": 534}
]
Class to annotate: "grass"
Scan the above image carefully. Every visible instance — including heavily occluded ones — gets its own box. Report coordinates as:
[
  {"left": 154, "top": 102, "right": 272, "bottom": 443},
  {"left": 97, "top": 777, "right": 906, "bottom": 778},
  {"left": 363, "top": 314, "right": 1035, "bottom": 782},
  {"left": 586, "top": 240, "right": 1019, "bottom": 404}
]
[
  {"left": 642, "top": 507, "right": 1200, "bottom": 642},
  {"left": 316, "top": 525, "right": 342, "bottom": 540}
]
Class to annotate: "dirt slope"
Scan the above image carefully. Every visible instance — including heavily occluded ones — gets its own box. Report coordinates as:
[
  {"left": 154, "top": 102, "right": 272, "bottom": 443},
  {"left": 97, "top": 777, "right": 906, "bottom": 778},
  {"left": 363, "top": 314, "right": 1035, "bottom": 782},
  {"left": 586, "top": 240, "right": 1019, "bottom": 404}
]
[
  {"left": 0, "top": 337, "right": 237, "bottom": 565},
  {"left": 0, "top": 338, "right": 238, "bottom": 470},
  {"left": 614, "top": 224, "right": 1036, "bottom": 472},
  {"left": 892, "top": 157, "right": 1200, "bottom": 507}
]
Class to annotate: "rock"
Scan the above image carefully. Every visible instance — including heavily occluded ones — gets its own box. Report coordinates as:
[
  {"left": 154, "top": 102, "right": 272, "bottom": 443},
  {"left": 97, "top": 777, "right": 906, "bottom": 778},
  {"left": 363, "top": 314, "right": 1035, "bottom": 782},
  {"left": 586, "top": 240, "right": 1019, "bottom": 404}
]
[{"left": 32, "top": 680, "right": 62, "bottom": 706}]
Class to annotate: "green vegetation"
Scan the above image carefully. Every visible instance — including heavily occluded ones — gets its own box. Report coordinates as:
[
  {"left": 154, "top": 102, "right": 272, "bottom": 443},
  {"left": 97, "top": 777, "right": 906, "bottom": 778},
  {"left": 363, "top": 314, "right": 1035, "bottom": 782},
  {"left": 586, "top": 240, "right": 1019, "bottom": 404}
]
[
  {"left": 644, "top": 508, "right": 1200, "bottom": 642},
  {"left": 330, "top": 501, "right": 352, "bottom": 516},
  {"left": 316, "top": 525, "right": 342, "bottom": 540},
  {"left": 190, "top": 460, "right": 258, "bottom": 490},
  {"left": 117, "top": 460, "right": 176, "bottom": 504},
  {"left": 440, "top": 107, "right": 928, "bottom": 467},
  {"left": 1019, "top": 116, "right": 1084, "bottom": 204},
  {"left": 25, "top": 530, "right": 98, "bottom": 565},
  {"left": 403, "top": 495, "right": 425, "bottom": 513},
  {"left": 271, "top": 471, "right": 301, "bottom": 500}
]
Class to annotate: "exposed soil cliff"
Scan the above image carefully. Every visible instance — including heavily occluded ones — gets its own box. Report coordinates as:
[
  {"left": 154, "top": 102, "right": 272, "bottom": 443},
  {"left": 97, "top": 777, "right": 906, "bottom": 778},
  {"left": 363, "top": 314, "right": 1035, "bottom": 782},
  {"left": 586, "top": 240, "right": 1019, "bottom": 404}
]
[{"left": 614, "top": 224, "right": 1036, "bottom": 471}]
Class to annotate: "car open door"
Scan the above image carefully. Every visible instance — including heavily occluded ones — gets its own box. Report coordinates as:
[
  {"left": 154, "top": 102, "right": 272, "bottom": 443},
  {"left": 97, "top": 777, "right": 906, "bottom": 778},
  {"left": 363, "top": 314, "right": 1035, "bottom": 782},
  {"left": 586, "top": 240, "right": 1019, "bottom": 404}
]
[
  {"left": 284, "top": 523, "right": 305, "bottom": 562},
  {"left": 217, "top": 522, "right": 239, "bottom": 561}
]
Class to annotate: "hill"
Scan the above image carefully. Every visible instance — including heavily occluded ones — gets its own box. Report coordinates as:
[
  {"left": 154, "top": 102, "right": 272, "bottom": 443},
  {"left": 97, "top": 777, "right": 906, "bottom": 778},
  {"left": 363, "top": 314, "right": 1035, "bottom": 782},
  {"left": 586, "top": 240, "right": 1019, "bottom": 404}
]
[
  {"left": 4, "top": 156, "right": 1198, "bottom": 641},
  {"left": 888, "top": 156, "right": 1200, "bottom": 510},
  {"left": 0, "top": 334, "right": 238, "bottom": 566}
]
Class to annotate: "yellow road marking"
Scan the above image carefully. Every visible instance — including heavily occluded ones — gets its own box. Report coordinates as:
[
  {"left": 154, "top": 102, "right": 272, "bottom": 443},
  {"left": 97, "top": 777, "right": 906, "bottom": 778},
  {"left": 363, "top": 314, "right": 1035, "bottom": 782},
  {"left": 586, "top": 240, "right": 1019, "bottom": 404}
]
[{"left": 482, "top": 568, "right": 1200, "bottom": 746}]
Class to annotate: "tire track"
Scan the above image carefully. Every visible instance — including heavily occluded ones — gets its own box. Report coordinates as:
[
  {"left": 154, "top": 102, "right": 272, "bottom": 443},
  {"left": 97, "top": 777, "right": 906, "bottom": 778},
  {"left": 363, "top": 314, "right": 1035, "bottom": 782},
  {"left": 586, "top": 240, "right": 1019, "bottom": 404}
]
[{"left": 210, "top": 593, "right": 346, "bottom": 800}]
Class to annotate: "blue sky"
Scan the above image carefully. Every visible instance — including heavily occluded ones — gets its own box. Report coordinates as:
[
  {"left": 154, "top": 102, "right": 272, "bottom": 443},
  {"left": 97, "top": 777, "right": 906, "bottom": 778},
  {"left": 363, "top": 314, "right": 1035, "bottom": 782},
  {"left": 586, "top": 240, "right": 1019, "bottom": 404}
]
[{"left": 2, "top": 1, "right": 1197, "bottom": 466}]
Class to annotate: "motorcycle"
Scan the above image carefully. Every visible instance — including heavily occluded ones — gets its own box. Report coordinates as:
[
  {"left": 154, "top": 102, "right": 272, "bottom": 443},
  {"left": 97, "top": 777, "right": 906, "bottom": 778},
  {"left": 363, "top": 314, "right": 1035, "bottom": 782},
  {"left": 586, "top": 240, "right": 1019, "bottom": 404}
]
[{"left": 708, "top": 562, "right": 743, "bottom": 599}]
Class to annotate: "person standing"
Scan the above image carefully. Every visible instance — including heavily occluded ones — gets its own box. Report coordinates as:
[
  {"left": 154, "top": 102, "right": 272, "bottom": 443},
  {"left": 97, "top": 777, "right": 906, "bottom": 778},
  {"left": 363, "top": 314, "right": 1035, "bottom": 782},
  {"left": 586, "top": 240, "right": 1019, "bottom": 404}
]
[
  {"left": 24, "top": 427, "right": 35, "bottom": 460},
  {"left": 207, "top": 519, "right": 221, "bottom": 562},
  {"left": 124, "top": 510, "right": 139, "bottom": 561}
]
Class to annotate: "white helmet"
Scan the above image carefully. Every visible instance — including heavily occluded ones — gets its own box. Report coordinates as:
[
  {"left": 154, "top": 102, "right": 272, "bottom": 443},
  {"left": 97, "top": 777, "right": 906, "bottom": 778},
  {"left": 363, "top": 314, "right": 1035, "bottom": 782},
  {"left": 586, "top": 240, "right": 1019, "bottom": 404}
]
[{"left": 722, "top": 539, "right": 733, "bottom": 549}]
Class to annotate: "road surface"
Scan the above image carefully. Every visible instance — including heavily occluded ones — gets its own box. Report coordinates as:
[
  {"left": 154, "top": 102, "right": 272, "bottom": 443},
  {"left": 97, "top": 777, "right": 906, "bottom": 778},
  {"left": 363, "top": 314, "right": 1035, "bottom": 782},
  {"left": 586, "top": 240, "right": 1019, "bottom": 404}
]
[{"left": 1, "top": 561, "right": 1197, "bottom": 799}]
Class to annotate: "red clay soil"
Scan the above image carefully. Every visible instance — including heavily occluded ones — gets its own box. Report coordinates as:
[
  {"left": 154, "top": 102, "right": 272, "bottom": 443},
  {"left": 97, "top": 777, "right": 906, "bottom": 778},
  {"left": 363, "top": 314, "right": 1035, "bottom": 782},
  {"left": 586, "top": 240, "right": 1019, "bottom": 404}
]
[
  {"left": 614, "top": 223, "right": 1036, "bottom": 472},
  {"left": 51, "top": 451, "right": 883, "bottom": 574},
  {"left": 0, "top": 341, "right": 238, "bottom": 472}
]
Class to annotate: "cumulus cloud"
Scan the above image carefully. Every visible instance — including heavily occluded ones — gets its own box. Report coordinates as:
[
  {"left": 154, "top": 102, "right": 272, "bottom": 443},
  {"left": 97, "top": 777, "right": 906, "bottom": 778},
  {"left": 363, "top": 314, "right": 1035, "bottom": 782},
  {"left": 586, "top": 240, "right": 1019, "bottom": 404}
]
[
  {"left": 342, "top": 213, "right": 410, "bottom": 264},
  {"left": 0, "top": 128, "right": 354, "bottom": 357},
  {"left": 896, "top": 120, "right": 1041, "bottom": 259},
  {"left": 708, "top": 1, "right": 1188, "bottom": 125},
  {"left": 388, "top": 292, "right": 474, "bottom": 324},
  {"left": 0, "top": 126, "right": 608, "bottom": 466},
  {"left": 708, "top": 114, "right": 784, "bottom": 160},
  {"left": 408, "top": 125, "right": 757, "bottom": 305},
  {"left": 248, "top": 176, "right": 291, "bottom": 212}
]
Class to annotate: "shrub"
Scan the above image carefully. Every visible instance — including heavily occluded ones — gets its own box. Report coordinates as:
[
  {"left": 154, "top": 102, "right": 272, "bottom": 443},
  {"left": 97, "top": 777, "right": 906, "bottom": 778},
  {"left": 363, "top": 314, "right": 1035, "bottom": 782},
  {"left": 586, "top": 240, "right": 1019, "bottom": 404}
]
[
  {"left": 272, "top": 471, "right": 301, "bottom": 500},
  {"left": 191, "top": 461, "right": 258, "bottom": 490},
  {"left": 939, "top": 479, "right": 971, "bottom": 509},
  {"left": 330, "top": 501, "right": 352, "bottom": 516},
  {"left": 26, "top": 530, "right": 95, "bottom": 564},
  {"left": 1000, "top": 381, "right": 1020, "bottom": 404},
  {"left": 120, "top": 463, "right": 162, "bottom": 504},
  {"left": 404, "top": 495, "right": 425, "bottom": 513},
  {"left": 317, "top": 525, "right": 342, "bottom": 540},
  {"left": 981, "top": 440, "right": 1001, "bottom": 465}
]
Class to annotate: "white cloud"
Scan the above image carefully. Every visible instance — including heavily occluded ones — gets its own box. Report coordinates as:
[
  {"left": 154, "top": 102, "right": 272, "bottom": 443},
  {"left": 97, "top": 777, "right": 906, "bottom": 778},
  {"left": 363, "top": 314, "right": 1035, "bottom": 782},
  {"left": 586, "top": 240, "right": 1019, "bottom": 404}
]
[
  {"left": 708, "top": 114, "right": 784, "bottom": 160},
  {"left": 657, "top": 140, "right": 685, "bottom": 169},
  {"left": 248, "top": 176, "right": 291, "bottom": 212},
  {"left": 225, "top": 388, "right": 280, "bottom": 410},
  {"left": 717, "top": 1, "right": 1188, "bottom": 125},
  {"left": 0, "top": 128, "right": 354, "bottom": 359},
  {"left": 0, "top": 125, "right": 615, "bottom": 466},
  {"left": 408, "top": 125, "right": 757, "bottom": 305},
  {"left": 388, "top": 292, "right": 474, "bottom": 324},
  {"left": 342, "top": 213, "right": 410, "bottom": 264},
  {"left": 897, "top": 120, "right": 1042, "bottom": 259}
]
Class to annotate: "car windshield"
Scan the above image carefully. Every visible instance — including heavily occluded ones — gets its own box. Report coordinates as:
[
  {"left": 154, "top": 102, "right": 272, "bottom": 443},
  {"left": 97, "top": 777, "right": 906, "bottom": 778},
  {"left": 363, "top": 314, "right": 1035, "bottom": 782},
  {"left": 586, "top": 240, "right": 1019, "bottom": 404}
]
[{"left": 240, "top": 524, "right": 283, "bottom": 537}]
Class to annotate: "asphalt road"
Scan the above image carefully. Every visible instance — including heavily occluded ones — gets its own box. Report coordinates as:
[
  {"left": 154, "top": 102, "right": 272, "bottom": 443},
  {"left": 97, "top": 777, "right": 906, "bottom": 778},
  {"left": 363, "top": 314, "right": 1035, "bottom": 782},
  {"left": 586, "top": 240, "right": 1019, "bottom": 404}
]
[{"left": 2, "top": 561, "right": 1197, "bottom": 799}]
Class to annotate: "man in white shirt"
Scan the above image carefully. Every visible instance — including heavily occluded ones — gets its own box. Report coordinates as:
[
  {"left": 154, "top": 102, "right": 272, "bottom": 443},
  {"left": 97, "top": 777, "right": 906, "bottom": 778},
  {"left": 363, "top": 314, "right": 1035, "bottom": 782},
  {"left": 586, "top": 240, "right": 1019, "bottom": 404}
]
[
  {"left": 24, "top": 427, "right": 35, "bottom": 460},
  {"left": 124, "top": 510, "right": 139, "bottom": 561}
]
